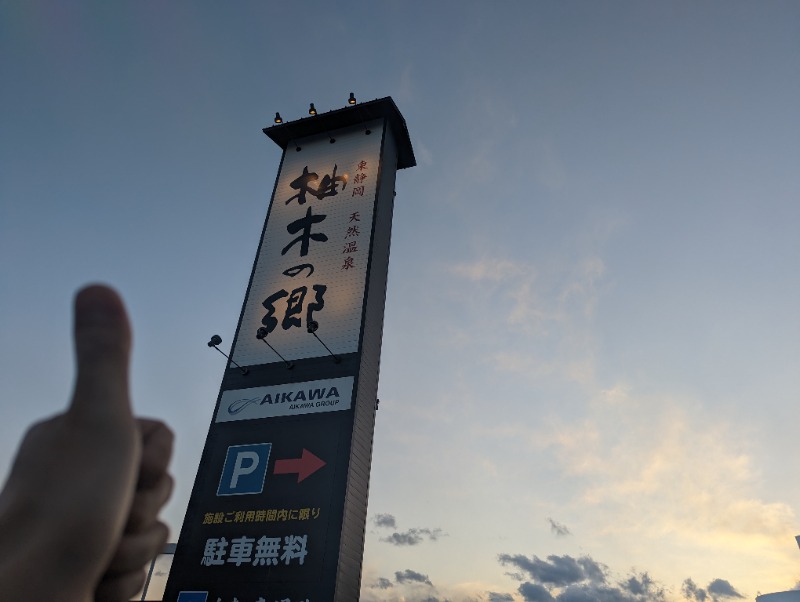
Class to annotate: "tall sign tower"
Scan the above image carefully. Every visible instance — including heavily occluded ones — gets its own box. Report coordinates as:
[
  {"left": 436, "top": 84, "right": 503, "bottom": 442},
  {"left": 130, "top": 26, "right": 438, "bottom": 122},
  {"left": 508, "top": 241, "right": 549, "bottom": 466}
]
[{"left": 164, "top": 97, "right": 415, "bottom": 602}]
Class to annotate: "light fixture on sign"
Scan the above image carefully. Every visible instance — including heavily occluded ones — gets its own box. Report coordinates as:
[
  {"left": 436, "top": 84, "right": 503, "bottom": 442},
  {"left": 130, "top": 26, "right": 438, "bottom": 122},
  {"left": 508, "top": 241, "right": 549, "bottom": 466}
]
[
  {"left": 274, "top": 112, "right": 282, "bottom": 124},
  {"left": 308, "top": 103, "right": 317, "bottom": 116},
  {"left": 307, "top": 321, "right": 341, "bottom": 363},
  {"left": 348, "top": 92, "right": 356, "bottom": 105},
  {"left": 256, "top": 327, "right": 294, "bottom": 369},
  {"left": 207, "top": 335, "right": 249, "bottom": 375}
]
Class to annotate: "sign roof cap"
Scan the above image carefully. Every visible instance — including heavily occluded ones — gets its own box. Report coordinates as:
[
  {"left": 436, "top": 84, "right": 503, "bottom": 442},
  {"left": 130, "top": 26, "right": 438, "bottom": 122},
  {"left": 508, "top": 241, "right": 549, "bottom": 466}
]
[{"left": 263, "top": 96, "right": 416, "bottom": 169}]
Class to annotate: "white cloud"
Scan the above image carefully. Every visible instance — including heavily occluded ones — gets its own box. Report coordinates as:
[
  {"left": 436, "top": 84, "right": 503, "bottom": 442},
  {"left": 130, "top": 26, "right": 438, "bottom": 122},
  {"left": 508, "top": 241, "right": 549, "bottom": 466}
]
[
  {"left": 489, "top": 385, "right": 799, "bottom": 590},
  {"left": 450, "top": 255, "right": 604, "bottom": 331},
  {"left": 449, "top": 255, "right": 603, "bottom": 387},
  {"left": 451, "top": 258, "right": 528, "bottom": 282},
  {"left": 439, "top": 252, "right": 798, "bottom": 594}
]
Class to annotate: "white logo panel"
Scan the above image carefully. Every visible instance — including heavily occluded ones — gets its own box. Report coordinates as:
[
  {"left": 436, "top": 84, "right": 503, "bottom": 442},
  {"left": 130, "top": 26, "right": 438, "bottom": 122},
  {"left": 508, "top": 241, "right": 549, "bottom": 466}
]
[{"left": 215, "top": 377, "right": 354, "bottom": 423}]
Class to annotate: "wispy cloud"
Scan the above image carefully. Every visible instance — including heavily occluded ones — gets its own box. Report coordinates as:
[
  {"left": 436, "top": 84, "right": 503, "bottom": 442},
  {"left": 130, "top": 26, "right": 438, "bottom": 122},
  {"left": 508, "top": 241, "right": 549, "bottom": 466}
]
[
  {"left": 481, "top": 380, "right": 797, "bottom": 587},
  {"left": 547, "top": 518, "right": 571, "bottom": 537},
  {"left": 551, "top": 397, "right": 796, "bottom": 545},
  {"left": 498, "top": 554, "right": 606, "bottom": 587},
  {"left": 498, "top": 552, "right": 670, "bottom": 602},
  {"left": 683, "top": 577, "right": 744, "bottom": 602},
  {"left": 451, "top": 258, "right": 527, "bottom": 283},
  {"left": 450, "top": 254, "right": 604, "bottom": 387},
  {"left": 371, "top": 577, "right": 394, "bottom": 590},
  {"left": 373, "top": 513, "right": 397, "bottom": 529},
  {"left": 381, "top": 527, "right": 445, "bottom": 546},
  {"left": 706, "top": 579, "right": 744, "bottom": 599},
  {"left": 396, "top": 569, "right": 434, "bottom": 587},
  {"left": 518, "top": 581, "right": 554, "bottom": 601},
  {"left": 374, "top": 514, "right": 446, "bottom": 546}
]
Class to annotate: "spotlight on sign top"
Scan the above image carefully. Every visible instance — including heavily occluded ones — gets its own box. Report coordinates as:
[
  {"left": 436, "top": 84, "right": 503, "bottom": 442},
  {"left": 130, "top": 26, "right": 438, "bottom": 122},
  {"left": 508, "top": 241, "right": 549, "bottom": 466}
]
[
  {"left": 206, "top": 334, "right": 248, "bottom": 375},
  {"left": 348, "top": 92, "right": 356, "bottom": 105},
  {"left": 308, "top": 103, "right": 317, "bottom": 116},
  {"left": 274, "top": 111, "right": 282, "bottom": 124}
]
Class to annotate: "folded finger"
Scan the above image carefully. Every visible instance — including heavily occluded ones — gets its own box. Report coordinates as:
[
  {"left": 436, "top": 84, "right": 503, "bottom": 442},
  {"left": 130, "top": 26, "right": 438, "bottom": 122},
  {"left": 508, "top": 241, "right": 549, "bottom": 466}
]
[
  {"left": 106, "top": 521, "right": 169, "bottom": 575},
  {"left": 127, "top": 473, "right": 174, "bottom": 532},
  {"left": 95, "top": 568, "right": 147, "bottom": 602},
  {"left": 137, "top": 418, "right": 174, "bottom": 488}
]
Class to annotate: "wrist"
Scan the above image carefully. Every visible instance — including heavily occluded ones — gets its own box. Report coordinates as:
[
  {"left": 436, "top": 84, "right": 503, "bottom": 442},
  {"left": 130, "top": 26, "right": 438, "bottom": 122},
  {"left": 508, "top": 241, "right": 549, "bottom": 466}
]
[{"left": 0, "top": 489, "right": 98, "bottom": 602}]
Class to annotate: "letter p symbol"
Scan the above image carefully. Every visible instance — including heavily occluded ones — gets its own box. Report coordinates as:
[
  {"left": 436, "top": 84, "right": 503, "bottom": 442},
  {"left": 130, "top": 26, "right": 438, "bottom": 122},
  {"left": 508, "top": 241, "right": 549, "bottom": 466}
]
[
  {"left": 217, "top": 443, "right": 272, "bottom": 496},
  {"left": 230, "top": 451, "right": 259, "bottom": 488}
]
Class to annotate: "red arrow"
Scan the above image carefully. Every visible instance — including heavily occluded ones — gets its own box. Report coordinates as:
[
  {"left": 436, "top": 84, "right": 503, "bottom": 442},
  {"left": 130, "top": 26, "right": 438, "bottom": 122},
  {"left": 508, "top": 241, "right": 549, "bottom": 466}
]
[{"left": 273, "top": 448, "right": 326, "bottom": 483}]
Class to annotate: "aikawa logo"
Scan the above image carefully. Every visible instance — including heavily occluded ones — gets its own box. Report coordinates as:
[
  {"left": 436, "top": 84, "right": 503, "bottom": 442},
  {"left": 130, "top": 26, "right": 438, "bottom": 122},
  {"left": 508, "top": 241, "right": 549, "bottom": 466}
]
[
  {"left": 227, "top": 396, "right": 262, "bottom": 415},
  {"left": 227, "top": 386, "right": 340, "bottom": 415},
  {"left": 216, "top": 377, "right": 354, "bottom": 423}
]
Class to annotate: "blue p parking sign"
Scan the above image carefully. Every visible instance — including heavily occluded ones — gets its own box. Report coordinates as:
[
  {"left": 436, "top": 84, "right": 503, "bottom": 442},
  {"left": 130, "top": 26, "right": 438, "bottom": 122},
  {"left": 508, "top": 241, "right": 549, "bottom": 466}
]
[{"left": 217, "top": 443, "right": 272, "bottom": 496}]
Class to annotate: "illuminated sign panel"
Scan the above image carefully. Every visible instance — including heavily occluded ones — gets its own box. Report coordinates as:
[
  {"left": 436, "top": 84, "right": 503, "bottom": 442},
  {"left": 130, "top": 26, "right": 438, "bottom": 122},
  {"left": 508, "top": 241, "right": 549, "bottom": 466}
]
[
  {"left": 164, "top": 98, "right": 414, "bottom": 602},
  {"left": 233, "top": 121, "right": 383, "bottom": 367}
]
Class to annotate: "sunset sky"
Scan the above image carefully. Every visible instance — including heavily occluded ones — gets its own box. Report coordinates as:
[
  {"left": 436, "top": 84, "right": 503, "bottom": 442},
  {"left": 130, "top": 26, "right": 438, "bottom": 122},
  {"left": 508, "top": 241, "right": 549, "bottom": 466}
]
[{"left": 2, "top": 2, "right": 800, "bottom": 601}]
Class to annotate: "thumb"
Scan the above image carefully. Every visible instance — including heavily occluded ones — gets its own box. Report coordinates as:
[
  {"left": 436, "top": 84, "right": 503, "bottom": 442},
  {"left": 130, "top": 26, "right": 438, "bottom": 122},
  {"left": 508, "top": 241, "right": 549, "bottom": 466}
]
[{"left": 69, "top": 284, "right": 133, "bottom": 422}]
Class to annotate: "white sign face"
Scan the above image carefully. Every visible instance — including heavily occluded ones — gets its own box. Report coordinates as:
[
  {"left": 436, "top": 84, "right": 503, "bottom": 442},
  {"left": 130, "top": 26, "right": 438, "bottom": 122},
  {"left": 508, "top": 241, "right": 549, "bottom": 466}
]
[
  {"left": 233, "top": 121, "right": 383, "bottom": 366},
  {"left": 215, "top": 377, "right": 354, "bottom": 423}
]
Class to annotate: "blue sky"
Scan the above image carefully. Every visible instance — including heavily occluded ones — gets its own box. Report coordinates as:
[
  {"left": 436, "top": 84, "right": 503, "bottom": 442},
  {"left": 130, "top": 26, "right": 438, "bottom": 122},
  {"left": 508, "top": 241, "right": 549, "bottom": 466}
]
[{"left": 2, "top": 2, "right": 799, "bottom": 601}]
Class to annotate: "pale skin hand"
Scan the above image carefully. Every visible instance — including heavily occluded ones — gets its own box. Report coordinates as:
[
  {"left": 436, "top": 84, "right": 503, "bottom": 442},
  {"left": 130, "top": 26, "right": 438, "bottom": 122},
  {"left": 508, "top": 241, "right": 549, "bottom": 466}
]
[{"left": 0, "top": 285, "right": 174, "bottom": 602}]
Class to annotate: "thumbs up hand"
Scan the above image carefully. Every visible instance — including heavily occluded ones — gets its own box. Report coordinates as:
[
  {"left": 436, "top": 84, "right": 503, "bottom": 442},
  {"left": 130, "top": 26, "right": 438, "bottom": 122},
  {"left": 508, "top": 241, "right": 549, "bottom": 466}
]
[{"left": 0, "top": 285, "right": 173, "bottom": 602}]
